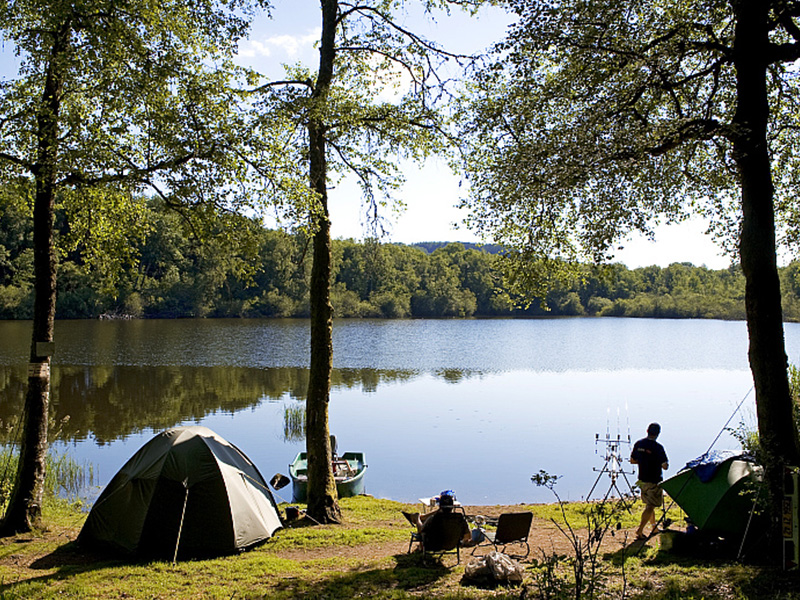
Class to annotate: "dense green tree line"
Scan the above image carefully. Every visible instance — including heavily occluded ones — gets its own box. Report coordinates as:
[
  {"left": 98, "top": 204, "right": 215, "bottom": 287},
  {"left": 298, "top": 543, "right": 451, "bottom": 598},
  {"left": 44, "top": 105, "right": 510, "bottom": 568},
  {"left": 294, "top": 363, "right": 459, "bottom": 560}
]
[{"left": 4, "top": 197, "right": 800, "bottom": 321}]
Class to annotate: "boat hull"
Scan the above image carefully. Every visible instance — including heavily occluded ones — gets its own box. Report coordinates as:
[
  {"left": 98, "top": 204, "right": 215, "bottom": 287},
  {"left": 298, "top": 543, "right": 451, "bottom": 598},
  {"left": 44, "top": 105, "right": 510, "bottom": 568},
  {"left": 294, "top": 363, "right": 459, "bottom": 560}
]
[{"left": 289, "top": 451, "right": 367, "bottom": 503}]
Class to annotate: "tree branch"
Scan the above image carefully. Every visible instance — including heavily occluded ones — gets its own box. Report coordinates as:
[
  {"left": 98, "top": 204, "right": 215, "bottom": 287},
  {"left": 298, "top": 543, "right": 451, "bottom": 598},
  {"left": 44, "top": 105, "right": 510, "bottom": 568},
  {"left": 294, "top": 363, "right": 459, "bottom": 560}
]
[
  {"left": 337, "top": 3, "right": 474, "bottom": 61},
  {"left": 613, "top": 118, "right": 727, "bottom": 160},
  {"left": 0, "top": 151, "right": 33, "bottom": 172},
  {"left": 337, "top": 45, "right": 425, "bottom": 86},
  {"left": 769, "top": 41, "right": 800, "bottom": 63},
  {"left": 59, "top": 147, "right": 219, "bottom": 188},
  {"left": 248, "top": 79, "right": 314, "bottom": 94}
]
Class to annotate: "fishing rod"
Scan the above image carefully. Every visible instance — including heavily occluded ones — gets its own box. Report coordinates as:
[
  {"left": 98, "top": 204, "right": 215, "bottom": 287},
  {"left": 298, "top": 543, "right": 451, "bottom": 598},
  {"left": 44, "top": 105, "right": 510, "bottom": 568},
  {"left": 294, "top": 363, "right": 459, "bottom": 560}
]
[
  {"left": 588, "top": 405, "right": 635, "bottom": 503},
  {"left": 633, "top": 386, "right": 755, "bottom": 554}
]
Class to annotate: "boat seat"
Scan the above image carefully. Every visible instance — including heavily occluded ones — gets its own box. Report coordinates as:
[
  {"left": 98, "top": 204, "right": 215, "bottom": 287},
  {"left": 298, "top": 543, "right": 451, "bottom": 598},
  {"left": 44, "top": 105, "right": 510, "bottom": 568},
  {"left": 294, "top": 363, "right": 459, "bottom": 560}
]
[{"left": 332, "top": 459, "right": 355, "bottom": 477}]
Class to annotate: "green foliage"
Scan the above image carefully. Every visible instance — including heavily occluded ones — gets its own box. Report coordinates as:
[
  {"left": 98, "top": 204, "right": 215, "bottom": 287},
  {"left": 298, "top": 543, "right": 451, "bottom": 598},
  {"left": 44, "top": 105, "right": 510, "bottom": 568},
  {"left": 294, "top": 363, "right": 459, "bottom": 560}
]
[
  {"left": 9, "top": 194, "right": 800, "bottom": 320},
  {"left": 0, "top": 0, "right": 308, "bottom": 322},
  {"left": 0, "top": 447, "right": 94, "bottom": 509},
  {"left": 455, "top": 0, "right": 800, "bottom": 299}
]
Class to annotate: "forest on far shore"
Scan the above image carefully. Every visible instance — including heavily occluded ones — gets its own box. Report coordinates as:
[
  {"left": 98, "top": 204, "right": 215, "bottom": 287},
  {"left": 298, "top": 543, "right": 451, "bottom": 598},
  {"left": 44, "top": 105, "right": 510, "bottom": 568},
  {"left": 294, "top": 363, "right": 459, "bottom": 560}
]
[{"left": 3, "top": 199, "right": 800, "bottom": 321}]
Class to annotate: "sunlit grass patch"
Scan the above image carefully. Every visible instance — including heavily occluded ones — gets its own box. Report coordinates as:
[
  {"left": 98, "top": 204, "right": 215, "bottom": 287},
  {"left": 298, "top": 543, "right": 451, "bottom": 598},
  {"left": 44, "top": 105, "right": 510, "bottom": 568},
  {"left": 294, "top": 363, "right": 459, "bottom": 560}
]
[
  {"left": 337, "top": 496, "right": 411, "bottom": 527},
  {"left": 266, "top": 496, "right": 412, "bottom": 552},
  {"left": 524, "top": 498, "right": 684, "bottom": 531},
  {"left": 267, "top": 524, "right": 403, "bottom": 552},
  {"left": 2, "top": 493, "right": 797, "bottom": 600}
]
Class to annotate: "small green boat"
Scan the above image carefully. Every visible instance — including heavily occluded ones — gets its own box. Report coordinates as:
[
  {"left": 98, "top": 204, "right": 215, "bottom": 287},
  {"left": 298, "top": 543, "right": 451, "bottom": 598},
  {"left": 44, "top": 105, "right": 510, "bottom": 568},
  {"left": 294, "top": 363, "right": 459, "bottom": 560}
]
[
  {"left": 661, "top": 451, "right": 762, "bottom": 539},
  {"left": 289, "top": 451, "right": 367, "bottom": 503}
]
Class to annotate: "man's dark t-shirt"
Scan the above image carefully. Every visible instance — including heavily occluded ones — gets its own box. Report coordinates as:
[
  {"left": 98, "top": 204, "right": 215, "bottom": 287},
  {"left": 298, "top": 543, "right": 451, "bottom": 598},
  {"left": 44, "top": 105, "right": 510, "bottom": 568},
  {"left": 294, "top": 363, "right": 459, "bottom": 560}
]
[{"left": 631, "top": 437, "right": 668, "bottom": 483}]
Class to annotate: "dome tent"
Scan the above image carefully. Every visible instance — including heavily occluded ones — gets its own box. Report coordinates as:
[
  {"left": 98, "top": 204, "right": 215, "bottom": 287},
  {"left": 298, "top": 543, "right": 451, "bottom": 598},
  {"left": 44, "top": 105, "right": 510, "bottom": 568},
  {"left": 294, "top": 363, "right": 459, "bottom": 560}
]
[
  {"left": 660, "top": 450, "right": 762, "bottom": 540},
  {"left": 79, "top": 426, "right": 282, "bottom": 558}
]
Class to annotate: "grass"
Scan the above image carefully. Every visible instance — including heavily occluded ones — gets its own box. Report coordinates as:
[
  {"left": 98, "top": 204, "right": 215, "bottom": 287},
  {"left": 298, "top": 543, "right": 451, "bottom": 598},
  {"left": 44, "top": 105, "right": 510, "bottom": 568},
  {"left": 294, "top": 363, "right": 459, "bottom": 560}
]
[
  {"left": 0, "top": 495, "right": 797, "bottom": 599},
  {"left": 527, "top": 497, "right": 686, "bottom": 532},
  {"left": 283, "top": 404, "right": 306, "bottom": 442},
  {"left": 0, "top": 447, "right": 97, "bottom": 507}
]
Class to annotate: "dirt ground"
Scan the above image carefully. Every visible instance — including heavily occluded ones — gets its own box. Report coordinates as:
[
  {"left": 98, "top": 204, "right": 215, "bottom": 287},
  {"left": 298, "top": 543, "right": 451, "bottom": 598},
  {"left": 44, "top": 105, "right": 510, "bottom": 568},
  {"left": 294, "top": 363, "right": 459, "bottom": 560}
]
[
  {"left": 0, "top": 503, "right": 642, "bottom": 576},
  {"left": 317, "top": 503, "right": 638, "bottom": 564}
]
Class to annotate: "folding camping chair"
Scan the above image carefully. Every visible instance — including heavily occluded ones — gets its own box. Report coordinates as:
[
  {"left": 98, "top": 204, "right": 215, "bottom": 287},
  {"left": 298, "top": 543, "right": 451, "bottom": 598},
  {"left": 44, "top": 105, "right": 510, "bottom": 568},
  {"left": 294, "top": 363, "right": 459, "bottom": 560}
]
[
  {"left": 408, "top": 511, "right": 469, "bottom": 564},
  {"left": 472, "top": 511, "right": 533, "bottom": 558}
]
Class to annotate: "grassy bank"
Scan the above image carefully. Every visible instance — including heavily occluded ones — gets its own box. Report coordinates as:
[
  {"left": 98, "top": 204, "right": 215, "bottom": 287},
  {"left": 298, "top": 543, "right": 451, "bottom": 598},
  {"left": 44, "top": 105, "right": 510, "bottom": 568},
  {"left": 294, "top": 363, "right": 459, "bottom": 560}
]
[{"left": 0, "top": 495, "right": 798, "bottom": 599}]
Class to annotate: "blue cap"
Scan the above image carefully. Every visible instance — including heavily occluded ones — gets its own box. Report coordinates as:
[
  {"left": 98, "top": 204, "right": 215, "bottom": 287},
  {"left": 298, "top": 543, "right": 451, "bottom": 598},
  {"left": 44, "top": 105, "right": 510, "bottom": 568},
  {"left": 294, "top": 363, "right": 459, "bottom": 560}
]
[{"left": 436, "top": 490, "right": 455, "bottom": 504}]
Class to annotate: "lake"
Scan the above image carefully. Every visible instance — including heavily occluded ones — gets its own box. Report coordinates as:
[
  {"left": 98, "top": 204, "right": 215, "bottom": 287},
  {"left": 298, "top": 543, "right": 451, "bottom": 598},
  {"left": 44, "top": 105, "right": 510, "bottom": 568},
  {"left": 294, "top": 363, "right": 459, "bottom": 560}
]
[{"left": 1, "top": 317, "right": 796, "bottom": 505}]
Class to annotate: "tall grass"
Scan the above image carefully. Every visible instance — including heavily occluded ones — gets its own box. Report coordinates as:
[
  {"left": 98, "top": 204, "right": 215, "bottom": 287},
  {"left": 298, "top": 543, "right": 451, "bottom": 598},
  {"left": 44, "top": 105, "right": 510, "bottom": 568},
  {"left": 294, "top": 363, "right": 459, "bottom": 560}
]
[
  {"left": 0, "top": 447, "right": 96, "bottom": 510},
  {"left": 283, "top": 403, "right": 306, "bottom": 442}
]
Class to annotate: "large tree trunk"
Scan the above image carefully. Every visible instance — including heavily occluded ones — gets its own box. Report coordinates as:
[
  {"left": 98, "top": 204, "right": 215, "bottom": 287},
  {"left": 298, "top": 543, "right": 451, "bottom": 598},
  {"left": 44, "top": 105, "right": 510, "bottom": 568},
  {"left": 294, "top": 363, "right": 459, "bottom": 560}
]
[
  {"left": 732, "top": 0, "right": 800, "bottom": 546},
  {"left": 1, "top": 23, "right": 69, "bottom": 535},
  {"left": 304, "top": 0, "right": 341, "bottom": 524}
]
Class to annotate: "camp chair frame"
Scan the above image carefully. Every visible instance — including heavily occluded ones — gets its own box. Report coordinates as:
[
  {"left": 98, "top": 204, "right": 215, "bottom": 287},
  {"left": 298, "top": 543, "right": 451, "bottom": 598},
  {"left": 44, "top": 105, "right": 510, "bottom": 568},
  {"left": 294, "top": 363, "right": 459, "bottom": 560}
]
[
  {"left": 407, "top": 511, "right": 468, "bottom": 564},
  {"left": 471, "top": 512, "right": 533, "bottom": 558}
]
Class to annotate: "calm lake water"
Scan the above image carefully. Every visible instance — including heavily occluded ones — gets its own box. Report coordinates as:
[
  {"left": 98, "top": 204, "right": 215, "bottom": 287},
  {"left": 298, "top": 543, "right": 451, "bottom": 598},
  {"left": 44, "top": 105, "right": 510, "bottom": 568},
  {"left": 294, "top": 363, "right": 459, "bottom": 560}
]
[{"left": 1, "top": 317, "right": 798, "bottom": 505}]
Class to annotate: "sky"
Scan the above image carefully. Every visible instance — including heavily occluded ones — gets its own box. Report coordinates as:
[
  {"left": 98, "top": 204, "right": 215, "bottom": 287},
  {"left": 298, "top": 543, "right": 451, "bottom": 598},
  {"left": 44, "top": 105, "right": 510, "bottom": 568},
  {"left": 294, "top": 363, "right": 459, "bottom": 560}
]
[
  {"left": 238, "top": 2, "right": 733, "bottom": 269},
  {"left": 0, "top": 1, "right": 733, "bottom": 270}
]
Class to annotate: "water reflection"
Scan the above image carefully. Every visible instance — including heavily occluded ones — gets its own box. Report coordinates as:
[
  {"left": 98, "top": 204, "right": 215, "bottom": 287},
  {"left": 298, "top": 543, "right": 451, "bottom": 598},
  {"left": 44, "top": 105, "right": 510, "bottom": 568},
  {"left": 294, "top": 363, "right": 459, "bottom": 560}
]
[
  {"left": 0, "top": 317, "right": 793, "bottom": 504},
  {"left": 0, "top": 365, "right": 431, "bottom": 445},
  {"left": 0, "top": 317, "right": 767, "bottom": 371},
  {"left": 0, "top": 364, "right": 759, "bottom": 505}
]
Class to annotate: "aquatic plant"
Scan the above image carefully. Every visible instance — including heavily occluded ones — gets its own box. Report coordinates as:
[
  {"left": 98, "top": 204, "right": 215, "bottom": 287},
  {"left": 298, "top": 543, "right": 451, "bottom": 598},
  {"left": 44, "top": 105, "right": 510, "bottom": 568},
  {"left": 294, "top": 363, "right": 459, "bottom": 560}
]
[
  {"left": 0, "top": 447, "right": 95, "bottom": 510},
  {"left": 283, "top": 403, "right": 306, "bottom": 442}
]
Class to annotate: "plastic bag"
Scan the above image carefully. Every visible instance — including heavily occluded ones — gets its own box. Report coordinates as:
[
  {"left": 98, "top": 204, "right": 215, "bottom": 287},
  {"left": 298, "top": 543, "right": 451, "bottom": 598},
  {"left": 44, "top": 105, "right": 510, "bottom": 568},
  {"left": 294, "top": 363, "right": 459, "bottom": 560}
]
[
  {"left": 464, "top": 551, "right": 524, "bottom": 584},
  {"left": 486, "top": 551, "right": 524, "bottom": 583},
  {"left": 464, "top": 556, "right": 491, "bottom": 580}
]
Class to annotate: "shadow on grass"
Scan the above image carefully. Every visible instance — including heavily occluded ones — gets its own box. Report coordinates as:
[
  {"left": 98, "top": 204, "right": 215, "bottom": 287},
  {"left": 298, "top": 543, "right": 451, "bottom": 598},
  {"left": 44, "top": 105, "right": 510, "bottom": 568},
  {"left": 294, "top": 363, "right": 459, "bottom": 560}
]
[
  {"left": 0, "top": 539, "right": 132, "bottom": 597},
  {"left": 737, "top": 568, "right": 800, "bottom": 600},
  {"left": 1, "top": 538, "right": 462, "bottom": 600},
  {"left": 601, "top": 536, "right": 800, "bottom": 600},
  {"left": 26, "top": 541, "right": 116, "bottom": 572},
  {"left": 266, "top": 552, "right": 462, "bottom": 599},
  {"left": 605, "top": 536, "right": 735, "bottom": 568}
]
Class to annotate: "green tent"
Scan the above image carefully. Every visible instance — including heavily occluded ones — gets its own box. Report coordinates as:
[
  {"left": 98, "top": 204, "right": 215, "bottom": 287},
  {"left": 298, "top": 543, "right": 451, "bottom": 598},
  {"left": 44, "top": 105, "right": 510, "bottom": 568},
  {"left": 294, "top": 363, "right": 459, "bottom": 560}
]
[
  {"left": 661, "top": 451, "right": 762, "bottom": 539},
  {"left": 79, "top": 426, "right": 282, "bottom": 558}
]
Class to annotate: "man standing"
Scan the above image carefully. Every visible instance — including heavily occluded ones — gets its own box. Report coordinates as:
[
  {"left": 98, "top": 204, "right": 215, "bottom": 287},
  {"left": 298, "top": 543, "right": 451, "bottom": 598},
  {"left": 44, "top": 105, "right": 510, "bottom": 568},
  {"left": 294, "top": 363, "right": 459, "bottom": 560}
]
[{"left": 630, "top": 422, "right": 669, "bottom": 540}]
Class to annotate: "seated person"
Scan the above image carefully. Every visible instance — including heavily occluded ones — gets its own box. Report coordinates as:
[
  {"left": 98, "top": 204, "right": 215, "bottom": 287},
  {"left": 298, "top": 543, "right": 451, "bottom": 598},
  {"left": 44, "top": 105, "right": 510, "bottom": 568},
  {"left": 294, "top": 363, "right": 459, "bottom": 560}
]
[{"left": 403, "top": 491, "right": 472, "bottom": 546}]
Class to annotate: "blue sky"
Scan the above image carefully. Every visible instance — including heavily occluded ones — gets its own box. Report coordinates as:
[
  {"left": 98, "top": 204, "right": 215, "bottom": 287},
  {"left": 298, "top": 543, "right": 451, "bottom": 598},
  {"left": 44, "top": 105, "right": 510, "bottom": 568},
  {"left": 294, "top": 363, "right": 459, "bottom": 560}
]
[
  {"left": 0, "top": 2, "right": 731, "bottom": 269},
  {"left": 237, "top": 2, "right": 731, "bottom": 268}
]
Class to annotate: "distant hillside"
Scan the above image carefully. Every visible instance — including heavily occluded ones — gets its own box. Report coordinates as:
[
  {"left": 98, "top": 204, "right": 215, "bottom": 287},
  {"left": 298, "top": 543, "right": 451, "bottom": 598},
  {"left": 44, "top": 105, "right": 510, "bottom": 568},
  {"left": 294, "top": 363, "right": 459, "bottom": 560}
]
[{"left": 410, "top": 241, "right": 505, "bottom": 255}]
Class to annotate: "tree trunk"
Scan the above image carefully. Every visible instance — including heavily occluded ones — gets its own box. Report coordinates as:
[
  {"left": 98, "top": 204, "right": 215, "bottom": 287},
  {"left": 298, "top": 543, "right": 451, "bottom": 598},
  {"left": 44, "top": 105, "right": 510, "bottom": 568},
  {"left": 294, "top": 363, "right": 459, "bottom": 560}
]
[
  {"left": 304, "top": 0, "right": 341, "bottom": 524},
  {"left": 732, "top": 0, "right": 800, "bottom": 546},
  {"left": 1, "top": 23, "right": 69, "bottom": 535}
]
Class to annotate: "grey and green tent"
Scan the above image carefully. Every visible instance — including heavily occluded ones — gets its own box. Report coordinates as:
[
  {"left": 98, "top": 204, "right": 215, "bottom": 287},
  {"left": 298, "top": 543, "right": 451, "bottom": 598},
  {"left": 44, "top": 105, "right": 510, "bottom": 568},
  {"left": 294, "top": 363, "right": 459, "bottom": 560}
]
[{"left": 79, "top": 426, "right": 282, "bottom": 558}]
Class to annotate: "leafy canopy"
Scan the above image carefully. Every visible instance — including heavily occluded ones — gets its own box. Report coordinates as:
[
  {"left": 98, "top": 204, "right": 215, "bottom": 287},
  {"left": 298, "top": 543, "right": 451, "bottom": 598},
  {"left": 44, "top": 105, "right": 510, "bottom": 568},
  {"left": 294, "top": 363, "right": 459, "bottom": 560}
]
[
  {"left": 0, "top": 0, "right": 301, "bottom": 275},
  {"left": 457, "top": 0, "right": 800, "bottom": 290},
  {"left": 250, "top": 0, "right": 490, "bottom": 236}
]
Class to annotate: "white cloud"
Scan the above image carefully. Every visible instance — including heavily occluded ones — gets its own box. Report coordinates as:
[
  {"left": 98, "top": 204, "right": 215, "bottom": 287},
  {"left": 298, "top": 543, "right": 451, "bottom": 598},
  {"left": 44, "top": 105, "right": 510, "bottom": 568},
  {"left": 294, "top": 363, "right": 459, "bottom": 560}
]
[
  {"left": 238, "top": 40, "right": 272, "bottom": 59},
  {"left": 239, "top": 29, "right": 321, "bottom": 60}
]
